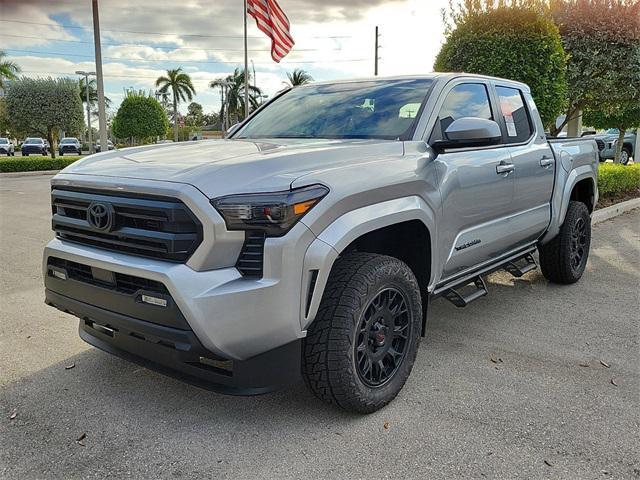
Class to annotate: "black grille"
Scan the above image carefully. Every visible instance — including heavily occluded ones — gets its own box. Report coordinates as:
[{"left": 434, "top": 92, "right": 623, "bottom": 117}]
[
  {"left": 48, "top": 257, "right": 168, "bottom": 295},
  {"left": 596, "top": 139, "right": 605, "bottom": 151},
  {"left": 51, "top": 187, "right": 202, "bottom": 262},
  {"left": 236, "top": 232, "right": 266, "bottom": 277}
]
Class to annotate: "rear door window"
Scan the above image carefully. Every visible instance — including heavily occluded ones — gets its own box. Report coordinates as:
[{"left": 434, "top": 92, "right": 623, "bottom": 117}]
[{"left": 496, "top": 86, "right": 532, "bottom": 143}]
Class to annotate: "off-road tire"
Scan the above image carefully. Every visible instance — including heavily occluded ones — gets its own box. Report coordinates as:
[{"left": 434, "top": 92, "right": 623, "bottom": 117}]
[
  {"left": 539, "top": 201, "right": 591, "bottom": 284},
  {"left": 302, "top": 252, "right": 422, "bottom": 413}
]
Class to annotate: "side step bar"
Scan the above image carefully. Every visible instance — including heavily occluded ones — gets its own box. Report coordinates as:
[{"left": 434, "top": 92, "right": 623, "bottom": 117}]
[
  {"left": 433, "top": 248, "right": 538, "bottom": 308},
  {"left": 503, "top": 253, "right": 537, "bottom": 277},
  {"left": 442, "top": 276, "right": 488, "bottom": 308}
]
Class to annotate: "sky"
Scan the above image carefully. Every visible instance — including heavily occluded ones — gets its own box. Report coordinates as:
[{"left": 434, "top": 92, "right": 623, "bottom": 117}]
[{"left": 0, "top": 0, "right": 450, "bottom": 116}]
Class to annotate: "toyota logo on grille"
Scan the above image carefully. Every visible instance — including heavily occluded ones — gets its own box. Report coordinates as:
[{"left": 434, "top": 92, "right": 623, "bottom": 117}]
[{"left": 86, "top": 202, "right": 114, "bottom": 231}]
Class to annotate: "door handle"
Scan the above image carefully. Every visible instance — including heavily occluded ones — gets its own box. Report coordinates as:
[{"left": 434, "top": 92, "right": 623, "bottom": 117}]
[
  {"left": 540, "top": 156, "right": 554, "bottom": 168},
  {"left": 496, "top": 162, "right": 515, "bottom": 175}
]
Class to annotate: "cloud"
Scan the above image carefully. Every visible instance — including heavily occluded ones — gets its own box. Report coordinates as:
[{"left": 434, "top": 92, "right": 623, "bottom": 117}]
[{"left": 4, "top": 0, "right": 450, "bottom": 114}]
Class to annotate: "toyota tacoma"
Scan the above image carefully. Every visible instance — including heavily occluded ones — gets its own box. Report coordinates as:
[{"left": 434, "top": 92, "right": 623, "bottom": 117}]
[{"left": 43, "top": 74, "right": 598, "bottom": 413}]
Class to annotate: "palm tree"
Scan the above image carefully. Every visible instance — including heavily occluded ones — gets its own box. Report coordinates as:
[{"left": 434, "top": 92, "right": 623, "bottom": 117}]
[
  {"left": 0, "top": 50, "right": 21, "bottom": 90},
  {"left": 210, "top": 68, "right": 262, "bottom": 128},
  {"left": 79, "top": 77, "right": 112, "bottom": 112},
  {"left": 155, "top": 68, "right": 196, "bottom": 142},
  {"left": 286, "top": 69, "right": 313, "bottom": 87}
]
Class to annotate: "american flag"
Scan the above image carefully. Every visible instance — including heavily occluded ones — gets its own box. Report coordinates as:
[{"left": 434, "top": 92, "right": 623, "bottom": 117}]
[{"left": 247, "top": 0, "right": 295, "bottom": 63}]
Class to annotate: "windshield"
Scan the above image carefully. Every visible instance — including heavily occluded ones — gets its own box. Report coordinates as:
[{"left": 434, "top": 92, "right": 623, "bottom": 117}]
[
  {"left": 0, "top": 139, "right": 8, "bottom": 144},
  {"left": 605, "top": 128, "right": 619, "bottom": 135},
  {"left": 236, "top": 78, "right": 434, "bottom": 140},
  {"left": 25, "top": 138, "right": 42, "bottom": 144},
  {"left": 61, "top": 138, "right": 77, "bottom": 144}
]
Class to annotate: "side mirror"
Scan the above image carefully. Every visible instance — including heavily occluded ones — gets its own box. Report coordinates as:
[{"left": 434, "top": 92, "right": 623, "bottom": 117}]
[
  {"left": 433, "top": 117, "right": 502, "bottom": 151},
  {"left": 225, "top": 123, "right": 241, "bottom": 138}
]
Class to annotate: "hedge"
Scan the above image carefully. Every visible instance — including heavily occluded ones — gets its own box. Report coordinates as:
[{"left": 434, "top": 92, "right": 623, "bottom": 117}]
[
  {"left": 598, "top": 163, "right": 640, "bottom": 198},
  {"left": 0, "top": 156, "right": 81, "bottom": 173}
]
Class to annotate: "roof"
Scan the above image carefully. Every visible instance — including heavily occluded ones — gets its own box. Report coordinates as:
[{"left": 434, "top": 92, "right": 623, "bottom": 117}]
[{"left": 305, "top": 73, "right": 531, "bottom": 93}]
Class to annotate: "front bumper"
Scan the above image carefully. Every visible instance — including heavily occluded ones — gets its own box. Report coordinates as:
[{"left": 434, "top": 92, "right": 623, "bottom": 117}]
[
  {"left": 45, "top": 288, "right": 301, "bottom": 394},
  {"left": 22, "top": 147, "right": 46, "bottom": 154}
]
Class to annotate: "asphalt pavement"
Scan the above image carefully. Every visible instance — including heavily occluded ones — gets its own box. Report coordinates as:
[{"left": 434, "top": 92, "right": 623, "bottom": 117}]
[{"left": 1, "top": 175, "right": 638, "bottom": 479}]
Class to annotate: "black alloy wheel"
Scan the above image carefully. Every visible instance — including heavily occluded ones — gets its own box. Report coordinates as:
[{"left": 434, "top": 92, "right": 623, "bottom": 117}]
[{"left": 355, "top": 288, "right": 411, "bottom": 387}]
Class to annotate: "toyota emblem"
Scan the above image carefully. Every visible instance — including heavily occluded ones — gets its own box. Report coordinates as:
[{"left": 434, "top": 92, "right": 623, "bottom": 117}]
[{"left": 86, "top": 202, "right": 114, "bottom": 231}]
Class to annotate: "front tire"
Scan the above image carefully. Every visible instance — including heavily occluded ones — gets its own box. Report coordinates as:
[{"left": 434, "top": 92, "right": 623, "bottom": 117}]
[
  {"left": 619, "top": 147, "right": 631, "bottom": 166},
  {"left": 539, "top": 201, "right": 591, "bottom": 284},
  {"left": 302, "top": 252, "right": 422, "bottom": 413}
]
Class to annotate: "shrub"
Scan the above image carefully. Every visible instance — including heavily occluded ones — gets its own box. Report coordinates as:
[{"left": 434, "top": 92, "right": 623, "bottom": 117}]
[
  {"left": 0, "top": 156, "right": 80, "bottom": 173},
  {"left": 598, "top": 163, "right": 640, "bottom": 198},
  {"left": 434, "top": 2, "right": 567, "bottom": 127},
  {"left": 112, "top": 94, "right": 168, "bottom": 143}
]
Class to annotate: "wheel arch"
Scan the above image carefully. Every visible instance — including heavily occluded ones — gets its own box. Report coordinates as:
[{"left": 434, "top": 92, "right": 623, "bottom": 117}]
[
  {"left": 300, "top": 196, "right": 436, "bottom": 331},
  {"left": 540, "top": 166, "right": 597, "bottom": 245}
]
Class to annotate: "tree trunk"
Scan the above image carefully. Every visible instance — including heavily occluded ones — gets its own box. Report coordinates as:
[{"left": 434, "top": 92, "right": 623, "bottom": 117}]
[
  {"left": 48, "top": 129, "right": 56, "bottom": 159},
  {"left": 614, "top": 128, "right": 626, "bottom": 163},
  {"left": 550, "top": 104, "right": 580, "bottom": 137},
  {"left": 173, "top": 91, "right": 178, "bottom": 143}
]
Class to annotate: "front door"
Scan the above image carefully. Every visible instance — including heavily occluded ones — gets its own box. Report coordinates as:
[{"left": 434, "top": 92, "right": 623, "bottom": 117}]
[{"left": 429, "top": 82, "right": 517, "bottom": 280}]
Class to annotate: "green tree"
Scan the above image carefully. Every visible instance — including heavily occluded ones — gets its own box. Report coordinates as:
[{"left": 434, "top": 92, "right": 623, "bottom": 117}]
[
  {"left": 584, "top": 103, "right": 640, "bottom": 164},
  {"left": 286, "top": 69, "right": 314, "bottom": 87},
  {"left": 549, "top": 0, "right": 640, "bottom": 136},
  {"left": 185, "top": 101, "right": 205, "bottom": 127},
  {"left": 210, "top": 68, "right": 262, "bottom": 125},
  {"left": 5, "top": 77, "right": 83, "bottom": 158},
  {"left": 155, "top": 68, "right": 196, "bottom": 142},
  {"left": 434, "top": 0, "right": 567, "bottom": 128},
  {"left": 0, "top": 50, "right": 20, "bottom": 90},
  {"left": 112, "top": 92, "right": 168, "bottom": 145}
]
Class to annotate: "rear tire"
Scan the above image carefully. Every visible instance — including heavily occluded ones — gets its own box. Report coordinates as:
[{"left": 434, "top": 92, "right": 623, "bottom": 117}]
[
  {"left": 539, "top": 201, "right": 591, "bottom": 284},
  {"left": 302, "top": 252, "right": 422, "bottom": 413}
]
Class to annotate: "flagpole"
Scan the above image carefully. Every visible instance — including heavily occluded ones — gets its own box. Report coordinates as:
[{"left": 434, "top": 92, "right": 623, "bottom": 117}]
[{"left": 243, "top": 0, "right": 249, "bottom": 120}]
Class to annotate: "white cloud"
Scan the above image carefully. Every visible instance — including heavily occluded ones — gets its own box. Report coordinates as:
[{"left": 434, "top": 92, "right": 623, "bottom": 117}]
[{"left": 4, "top": 0, "right": 450, "bottom": 114}]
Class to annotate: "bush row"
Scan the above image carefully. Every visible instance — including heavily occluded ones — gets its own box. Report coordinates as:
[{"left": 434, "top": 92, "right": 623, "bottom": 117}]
[
  {"left": 598, "top": 163, "right": 640, "bottom": 198},
  {"left": 0, "top": 156, "right": 81, "bottom": 173}
]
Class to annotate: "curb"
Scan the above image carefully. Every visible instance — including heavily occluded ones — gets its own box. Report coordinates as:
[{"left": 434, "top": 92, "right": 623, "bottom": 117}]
[
  {"left": 0, "top": 170, "right": 60, "bottom": 178},
  {"left": 593, "top": 198, "right": 640, "bottom": 225}
]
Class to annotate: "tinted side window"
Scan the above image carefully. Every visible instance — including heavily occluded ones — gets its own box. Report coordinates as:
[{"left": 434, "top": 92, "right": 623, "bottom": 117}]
[
  {"left": 430, "top": 83, "right": 493, "bottom": 143},
  {"left": 496, "top": 86, "right": 532, "bottom": 143}
]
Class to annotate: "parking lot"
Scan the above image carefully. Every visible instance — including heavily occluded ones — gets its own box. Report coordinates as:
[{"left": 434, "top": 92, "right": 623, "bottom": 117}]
[{"left": 0, "top": 174, "right": 638, "bottom": 479}]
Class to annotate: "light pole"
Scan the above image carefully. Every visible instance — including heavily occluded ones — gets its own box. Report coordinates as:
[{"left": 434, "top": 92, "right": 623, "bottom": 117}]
[
  {"left": 92, "top": 0, "right": 108, "bottom": 153},
  {"left": 76, "top": 70, "right": 96, "bottom": 154}
]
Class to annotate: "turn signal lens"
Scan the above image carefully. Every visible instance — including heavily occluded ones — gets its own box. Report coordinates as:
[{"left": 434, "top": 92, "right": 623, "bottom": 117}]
[{"left": 211, "top": 184, "right": 329, "bottom": 237}]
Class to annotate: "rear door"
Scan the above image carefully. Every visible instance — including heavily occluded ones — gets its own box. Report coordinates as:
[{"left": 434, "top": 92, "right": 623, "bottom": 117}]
[
  {"left": 428, "top": 80, "right": 517, "bottom": 280},
  {"left": 492, "top": 84, "right": 555, "bottom": 243}
]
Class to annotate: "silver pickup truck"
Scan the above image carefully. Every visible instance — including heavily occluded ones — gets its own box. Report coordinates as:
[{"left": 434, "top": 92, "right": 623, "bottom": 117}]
[{"left": 43, "top": 74, "right": 598, "bottom": 413}]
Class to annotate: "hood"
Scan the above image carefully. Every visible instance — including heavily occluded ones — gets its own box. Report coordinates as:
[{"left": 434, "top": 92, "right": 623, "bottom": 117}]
[{"left": 60, "top": 138, "right": 404, "bottom": 198}]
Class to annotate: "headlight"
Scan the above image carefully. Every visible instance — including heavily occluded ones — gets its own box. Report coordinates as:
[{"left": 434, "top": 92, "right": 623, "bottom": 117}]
[{"left": 211, "top": 184, "right": 329, "bottom": 237}]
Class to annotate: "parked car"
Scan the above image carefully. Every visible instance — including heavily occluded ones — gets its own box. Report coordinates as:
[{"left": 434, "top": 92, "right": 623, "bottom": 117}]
[
  {"left": 593, "top": 128, "right": 636, "bottom": 165},
  {"left": 0, "top": 137, "right": 15, "bottom": 156},
  {"left": 58, "top": 137, "right": 82, "bottom": 156},
  {"left": 95, "top": 139, "right": 114, "bottom": 152},
  {"left": 43, "top": 74, "right": 599, "bottom": 413},
  {"left": 21, "top": 137, "right": 47, "bottom": 156}
]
